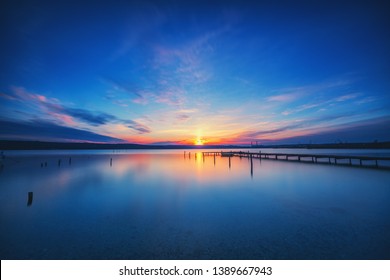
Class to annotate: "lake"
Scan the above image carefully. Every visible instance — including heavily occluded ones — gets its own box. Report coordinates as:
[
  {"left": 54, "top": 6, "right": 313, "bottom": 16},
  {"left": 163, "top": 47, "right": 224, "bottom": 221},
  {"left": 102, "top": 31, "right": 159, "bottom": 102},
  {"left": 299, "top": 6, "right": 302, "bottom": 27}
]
[{"left": 0, "top": 149, "right": 389, "bottom": 259}]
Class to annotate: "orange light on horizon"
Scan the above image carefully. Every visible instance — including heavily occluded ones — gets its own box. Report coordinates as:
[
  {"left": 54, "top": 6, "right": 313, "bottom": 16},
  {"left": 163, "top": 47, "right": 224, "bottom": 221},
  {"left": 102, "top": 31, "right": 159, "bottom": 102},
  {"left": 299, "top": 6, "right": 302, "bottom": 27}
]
[{"left": 194, "top": 138, "right": 204, "bottom": 145}]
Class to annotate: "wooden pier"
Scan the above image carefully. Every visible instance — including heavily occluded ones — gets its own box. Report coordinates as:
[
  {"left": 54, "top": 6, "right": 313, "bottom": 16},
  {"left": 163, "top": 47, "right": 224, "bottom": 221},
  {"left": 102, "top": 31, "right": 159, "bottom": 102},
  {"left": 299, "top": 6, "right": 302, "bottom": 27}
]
[{"left": 202, "top": 151, "right": 390, "bottom": 170}]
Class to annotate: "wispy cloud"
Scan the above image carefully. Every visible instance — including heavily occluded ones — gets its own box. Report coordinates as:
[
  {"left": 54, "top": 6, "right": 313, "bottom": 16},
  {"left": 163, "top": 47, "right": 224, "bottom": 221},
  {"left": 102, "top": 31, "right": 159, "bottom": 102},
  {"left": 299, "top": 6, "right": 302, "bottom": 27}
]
[
  {"left": 154, "top": 87, "right": 186, "bottom": 106},
  {"left": 282, "top": 103, "right": 322, "bottom": 116},
  {"left": 355, "top": 96, "right": 376, "bottom": 104},
  {"left": 2, "top": 86, "right": 151, "bottom": 135},
  {"left": 105, "top": 77, "right": 185, "bottom": 106},
  {"left": 281, "top": 91, "right": 362, "bottom": 116},
  {"left": 104, "top": 78, "right": 144, "bottom": 99},
  {"left": 109, "top": 2, "right": 166, "bottom": 61},
  {"left": 266, "top": 93, "right": 300, "bottom": 102},
  {"left": 0, "top": 92, "right": 17, "bottom": 100},
  {"left": 153, "top": 34, "right": 215, "bottom": 86},
  {"left": 176, "top": 114, "right": 190, "bottom": 121},
  {"left": 267, "top": 79, "right": 354, "bottom": 104},
  {"left": 127, "top": 120, "right": 151, "bottom": 134},
  {"left": 335, "top": 93, "right": 359, "bottom": 102},
  {"left": 105, "top": 21, "right": 231, "bottom": 109},
  {"left": 0, "top": 119, "right": 124, "bottom": 143},
  {"left": 232, "top": 107, "right": 382, "bottom": 144}
]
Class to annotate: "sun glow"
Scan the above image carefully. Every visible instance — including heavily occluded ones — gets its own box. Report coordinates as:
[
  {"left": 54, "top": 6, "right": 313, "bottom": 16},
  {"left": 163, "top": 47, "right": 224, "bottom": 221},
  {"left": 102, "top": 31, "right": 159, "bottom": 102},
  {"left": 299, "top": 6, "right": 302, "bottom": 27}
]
[{"left": 194, "top": 138, "right": 204, "bottom": 145}]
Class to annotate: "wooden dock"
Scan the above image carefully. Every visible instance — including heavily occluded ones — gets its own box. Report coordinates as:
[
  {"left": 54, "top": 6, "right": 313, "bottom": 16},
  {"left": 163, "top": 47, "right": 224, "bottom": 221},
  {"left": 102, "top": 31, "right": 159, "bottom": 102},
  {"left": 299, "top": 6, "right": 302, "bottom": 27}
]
[{"left": 202, "top": 151, "right": 390, "bottom": 169}]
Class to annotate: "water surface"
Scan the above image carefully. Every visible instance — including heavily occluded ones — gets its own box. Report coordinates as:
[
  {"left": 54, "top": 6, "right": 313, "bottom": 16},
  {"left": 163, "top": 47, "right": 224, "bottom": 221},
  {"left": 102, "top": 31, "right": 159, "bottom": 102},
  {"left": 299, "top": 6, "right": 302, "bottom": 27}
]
[{"left": 0, "top": 150, "right": 389, "bottom": 259}]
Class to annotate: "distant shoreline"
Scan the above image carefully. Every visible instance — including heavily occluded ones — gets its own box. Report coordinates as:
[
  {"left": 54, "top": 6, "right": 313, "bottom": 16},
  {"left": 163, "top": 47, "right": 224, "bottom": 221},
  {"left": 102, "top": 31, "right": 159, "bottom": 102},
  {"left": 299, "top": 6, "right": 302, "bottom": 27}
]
[{"left": 1, "top": 140, "right": 390, "bottom": 150}]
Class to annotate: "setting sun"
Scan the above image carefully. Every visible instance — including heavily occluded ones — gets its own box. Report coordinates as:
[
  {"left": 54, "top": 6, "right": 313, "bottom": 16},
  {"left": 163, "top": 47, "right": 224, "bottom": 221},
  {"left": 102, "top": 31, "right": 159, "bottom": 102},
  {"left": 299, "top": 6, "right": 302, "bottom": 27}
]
[{"left": 194, "top": 138, "right": 204, "bottom": 145}]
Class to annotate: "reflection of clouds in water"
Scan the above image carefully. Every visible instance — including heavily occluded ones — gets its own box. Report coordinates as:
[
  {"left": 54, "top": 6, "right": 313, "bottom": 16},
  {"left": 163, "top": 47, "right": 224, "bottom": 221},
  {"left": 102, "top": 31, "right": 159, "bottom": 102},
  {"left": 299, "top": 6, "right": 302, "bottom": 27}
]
[{"left": 0, "top": 152, "right": 390, "bottom": 259}]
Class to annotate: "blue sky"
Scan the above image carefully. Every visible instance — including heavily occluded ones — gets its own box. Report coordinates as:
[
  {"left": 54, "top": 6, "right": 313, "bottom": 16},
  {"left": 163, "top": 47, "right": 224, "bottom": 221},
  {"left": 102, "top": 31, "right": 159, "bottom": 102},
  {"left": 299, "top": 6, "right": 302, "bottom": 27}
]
[{"left": 1, "top": 0, "right": 389, "bottom": 144}]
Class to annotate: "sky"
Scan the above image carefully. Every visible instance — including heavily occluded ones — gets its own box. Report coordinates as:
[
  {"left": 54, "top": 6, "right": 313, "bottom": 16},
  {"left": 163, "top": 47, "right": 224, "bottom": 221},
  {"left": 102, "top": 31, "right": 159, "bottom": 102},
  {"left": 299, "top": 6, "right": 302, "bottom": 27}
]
[{"left": 1, "top": 0, "right": 390, "bottom": 145}]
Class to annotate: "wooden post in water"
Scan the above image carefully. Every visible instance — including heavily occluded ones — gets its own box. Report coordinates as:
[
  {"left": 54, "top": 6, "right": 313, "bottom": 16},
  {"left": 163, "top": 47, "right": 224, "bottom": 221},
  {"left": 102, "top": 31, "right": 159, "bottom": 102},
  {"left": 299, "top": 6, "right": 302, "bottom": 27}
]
[
  {"left": 214, "top": 153, "right": 216, "bottom": 166},
  {"left": 58, "top": 159, "right": 61, "bottom": 166},
  {"left": 250, "top": 154, "right": 253, "bottom": 177},
  {"left": 27, "top": 192, "right": 33, "bottom": 207},
  {"left": 229, "top": 156, "right": 231, "bottom": 169},
  {"left": 69, "top": 157, "right": 72, "bottom": 165},
  {"left": 110, "top": 158, "right": 112, "bottom": 166}
]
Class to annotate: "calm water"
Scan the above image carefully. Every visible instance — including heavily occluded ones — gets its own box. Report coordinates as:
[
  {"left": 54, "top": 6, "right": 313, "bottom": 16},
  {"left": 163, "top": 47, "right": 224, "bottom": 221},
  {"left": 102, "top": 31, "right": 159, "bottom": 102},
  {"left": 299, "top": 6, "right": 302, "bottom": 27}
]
[{"left": 0, "top": 149, "right": 389, "bottom": 259}]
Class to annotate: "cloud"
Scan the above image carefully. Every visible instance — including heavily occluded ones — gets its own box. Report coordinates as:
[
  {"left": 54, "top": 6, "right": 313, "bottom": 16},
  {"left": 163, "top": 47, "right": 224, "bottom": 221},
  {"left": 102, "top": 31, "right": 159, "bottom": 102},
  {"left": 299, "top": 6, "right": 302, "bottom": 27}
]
[
  {"left": 9, "top": 86, "right": 60, "bottom": 106},
  {"left": 278, "top": 116, "right": 390, "bottom": 144},
  {"left": 61, "top": 108, "right": 115, "bottom": 126},
  {"left": 105, "top": 24, "right": 231, "bottom": 108},
  {"left": 335, "top": 93, "right": 359, "bottom": 102},
  {"left": 267, "top": 79, "right": 355, "bottom": 106},
  {"left": 238, "top": 123, "right": 304, "bottom": 139},
  {"left": 0, "top": 119, "right": 124, "bottom": 143},
  {"left": 2, "top": 86, "right": 151, "bottom": 135},
  {"left": 233, "top": 109, "right": 390, "bottom": 144},
  {"left": 154, "top": 87, "right": 185, "bottom": 106},
  {"left": 234, "top": 109, "right": 361, "bottom": 141},
  {"left": 127, "top": 120, "right": 151, "bottom": 134},
  {"left": 176, "top": 114, "right": 190, "bottom": 121},
  {"left": 355, "top": 96, "right": 376, "bottom": 104},
  {"left": 177, "top": 108, "right": 198, "bottom": 114},
  {"left": 151, "top": 139, "right": 191, "bottom": 145},
  {"left": 153, "top": 31, "right": 216, "bottom": 85},
  {"left": 103, "top": 77, "right": 144, "bottom": 99},
  {"left": 104, "top": 77, "right": 185, "bottom": 106},
  {"left": 282, "top": 103, "right": 321, "bottom": 115},
  {"left": 109, "top": 2, "right": 166, "bottom": 61},
  {"left": 54, "top": 105, "right": 151, "bottom": 134},
  {"left": 267, "top": 93, "right": 300, "bottom": 102},
  {"left": 0, "top": 92, "right": 17, "bottom": 101}
]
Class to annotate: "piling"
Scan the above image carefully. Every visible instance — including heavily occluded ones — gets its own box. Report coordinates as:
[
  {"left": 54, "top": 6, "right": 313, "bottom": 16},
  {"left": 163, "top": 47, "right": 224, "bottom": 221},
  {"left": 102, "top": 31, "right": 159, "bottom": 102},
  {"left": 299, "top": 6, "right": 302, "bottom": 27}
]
[
  {"left": 27, "top": 192, "right": 33, "bottom": 207},
  {"left": 250, "top": 154, "right": 253, "bottom": 177},
  {"left": 58, "top": 159, "right": 61, "bottom": 166},
  {"left": 110, "top": 158, "right": 113, "bottom": 166}
]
